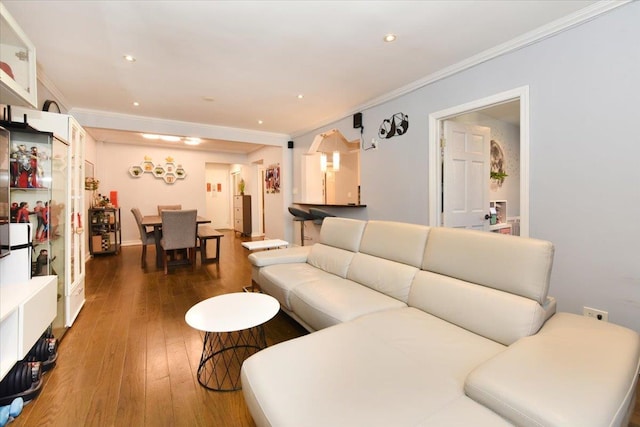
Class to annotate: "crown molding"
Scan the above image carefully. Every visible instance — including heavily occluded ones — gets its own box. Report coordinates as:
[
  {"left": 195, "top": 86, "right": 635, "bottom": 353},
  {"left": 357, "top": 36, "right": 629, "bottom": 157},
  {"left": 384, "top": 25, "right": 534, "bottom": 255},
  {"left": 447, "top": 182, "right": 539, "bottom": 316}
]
[
  {"left": 69, "top": 107, "right": 290, "bottom": 146},
  {"left": 36, "top": 65, "right": 70, "bottom": 111},
  {"left": 290, "top": 0, "right": 631, "bottom": 138}
]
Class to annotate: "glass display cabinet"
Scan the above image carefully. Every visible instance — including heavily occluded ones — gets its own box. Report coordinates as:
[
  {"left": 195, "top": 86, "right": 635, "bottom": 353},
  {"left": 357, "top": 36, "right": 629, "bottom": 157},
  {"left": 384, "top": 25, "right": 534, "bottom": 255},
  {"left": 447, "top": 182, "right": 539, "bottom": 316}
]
[
  {"left": 9, "top": 107, "right": 86, "bottom": 329},
  {"left": 3, "top": 119, "right": 69, "bottom": 338}
]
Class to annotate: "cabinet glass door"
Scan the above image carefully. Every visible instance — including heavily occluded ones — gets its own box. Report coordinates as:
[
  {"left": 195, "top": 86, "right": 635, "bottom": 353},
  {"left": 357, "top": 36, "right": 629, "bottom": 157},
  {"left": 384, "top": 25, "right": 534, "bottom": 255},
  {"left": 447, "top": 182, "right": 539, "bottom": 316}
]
[
  {"left": 50, "top": 136, "right": 68, "bottom": 336},
  {"left": 0, "top": 3, "right": 38, "bottom": 107},
  {"left": 7, "top": 124, "right": 69, "bottom": 338},
  {"left": 69, "top": 121, "right": 85, "bottom": 288}
]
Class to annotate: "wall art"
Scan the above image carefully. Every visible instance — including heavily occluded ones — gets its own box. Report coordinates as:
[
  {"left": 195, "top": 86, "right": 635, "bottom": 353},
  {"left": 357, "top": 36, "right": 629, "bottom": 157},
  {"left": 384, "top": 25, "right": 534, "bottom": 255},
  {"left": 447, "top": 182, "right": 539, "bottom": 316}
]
[
  {"left": 265, "top": 164, "right": 280, "bottom": 194},
  {"left": 128, "top": 155, "right": 186, "bottom": 184},
  {"left": 490, "top": 140, "right": 507, "bottom": 187},
  {"left": 378, "top": 112, "right": 409, "bottom": 139}
]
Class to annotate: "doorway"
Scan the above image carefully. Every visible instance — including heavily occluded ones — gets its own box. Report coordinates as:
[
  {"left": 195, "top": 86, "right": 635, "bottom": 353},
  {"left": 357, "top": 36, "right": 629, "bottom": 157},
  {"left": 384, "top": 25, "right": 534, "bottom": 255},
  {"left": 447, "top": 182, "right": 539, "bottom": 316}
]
[
  {"left": 256, "top": 164, "right": 265, "bottom": 236},
  {"left": 205, "top": 163, "right": 232, "bottom": 229},
  {"left": 428, "top": 86, "right": 530, "bottom": 237}
]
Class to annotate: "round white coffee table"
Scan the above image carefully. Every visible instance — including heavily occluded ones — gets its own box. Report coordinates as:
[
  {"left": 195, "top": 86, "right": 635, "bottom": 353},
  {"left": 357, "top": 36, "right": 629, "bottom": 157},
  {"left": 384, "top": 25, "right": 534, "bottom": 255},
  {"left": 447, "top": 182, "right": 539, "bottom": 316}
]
[{"left": 185, "top": 292, "right": 279, "bottom": 391}]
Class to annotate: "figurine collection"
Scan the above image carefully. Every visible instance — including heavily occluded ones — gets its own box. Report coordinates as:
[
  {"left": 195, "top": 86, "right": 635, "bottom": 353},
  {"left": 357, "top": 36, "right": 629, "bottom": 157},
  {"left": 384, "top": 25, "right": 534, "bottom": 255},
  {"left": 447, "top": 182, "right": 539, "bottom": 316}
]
[{"left": 9, "top": 143, "right": 48, "bottom": 189}]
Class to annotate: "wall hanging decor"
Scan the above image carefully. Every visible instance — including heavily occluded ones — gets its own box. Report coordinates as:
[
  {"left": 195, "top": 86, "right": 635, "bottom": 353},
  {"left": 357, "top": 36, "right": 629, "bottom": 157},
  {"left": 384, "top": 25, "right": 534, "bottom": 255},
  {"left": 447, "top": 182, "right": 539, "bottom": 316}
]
[
  {"left": 378, "top": 112, "right": 409, "bottom": 139},
  {"left": 128, "top": 156, "right": 186, "bottom": 184},
  {"left": 490, "top": 140, "right": 508, "bottom": 187},
  {"left": 265, "top": 164, "right": 280, "bottom": 194}
]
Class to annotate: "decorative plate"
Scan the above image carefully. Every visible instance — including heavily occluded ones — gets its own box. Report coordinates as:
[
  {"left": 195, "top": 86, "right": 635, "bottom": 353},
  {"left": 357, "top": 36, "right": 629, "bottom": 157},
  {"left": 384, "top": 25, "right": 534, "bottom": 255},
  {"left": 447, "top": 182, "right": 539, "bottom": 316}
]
[
  {"left": 152, "top": 165, "right": 166, "bottom": 178},
  {"left": 175, "top": 166, "right": 187, "bottom": 179},
  {"left": 141, "top": 161, "right": 154, "bottom": 173},
  {"left": 129, "top": 165, "right": 143, "bottom": 177},
  {"left": 163, "top": 173, "right": 177, "bottom": 184}
]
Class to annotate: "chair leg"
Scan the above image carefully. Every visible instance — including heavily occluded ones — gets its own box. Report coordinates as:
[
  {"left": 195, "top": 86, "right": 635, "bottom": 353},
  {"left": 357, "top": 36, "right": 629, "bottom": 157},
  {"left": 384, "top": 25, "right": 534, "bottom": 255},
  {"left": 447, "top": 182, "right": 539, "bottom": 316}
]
[
  {"left": 141, "top": 244, "right": 147, "bottom": 268},
  {"left": 190, "top": 247, "right": 195, "bottom": 271},
  {"left": 163, "top": 250, "right": 168, "bottom": 275}
]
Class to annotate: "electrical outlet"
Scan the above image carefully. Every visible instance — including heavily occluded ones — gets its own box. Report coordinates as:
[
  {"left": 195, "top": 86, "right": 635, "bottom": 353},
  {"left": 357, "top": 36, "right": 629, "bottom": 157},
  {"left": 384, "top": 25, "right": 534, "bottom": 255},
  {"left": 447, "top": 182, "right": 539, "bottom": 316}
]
[{"left": 583, "top": 306, "right": 608, "bottom": 322}]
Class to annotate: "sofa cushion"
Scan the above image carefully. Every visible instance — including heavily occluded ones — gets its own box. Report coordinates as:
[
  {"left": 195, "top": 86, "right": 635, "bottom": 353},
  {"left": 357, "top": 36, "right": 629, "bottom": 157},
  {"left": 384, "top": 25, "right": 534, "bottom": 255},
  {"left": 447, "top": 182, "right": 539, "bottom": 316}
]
[
  {"left": 259, "top": 263, "right": 334, "bottom": 311},
  {"left": 416, "top": 395, "right": 513, "bottom": 426},
  {"left": 288, "top": 277, "right": 406, "bottom": 331},
  {"left": 318, "top": 217, "right": 367, "bottom": 252},
  {"left": 248, "top": 246, "right": 311, "bottom": 267},
  {"left": 307, "top": 243, "right": 356, "bottom": 278},
  {"left": 409, "top": 271, "right": 549, "bottom": 345},
  {"left": 358, "top": 220, "right": 430, "bottom": 267},
  {"left": 347, "top": 253, "right": 419, "bottom": 303},
  {"left": 423, "top": 227, "right": 554, "bottom": 305},
  {"left": 465, "top": 312, "right": 640, "bottom": 427},
  {"left": 241, "top": 307, "right": 507, "bottom": 427}
]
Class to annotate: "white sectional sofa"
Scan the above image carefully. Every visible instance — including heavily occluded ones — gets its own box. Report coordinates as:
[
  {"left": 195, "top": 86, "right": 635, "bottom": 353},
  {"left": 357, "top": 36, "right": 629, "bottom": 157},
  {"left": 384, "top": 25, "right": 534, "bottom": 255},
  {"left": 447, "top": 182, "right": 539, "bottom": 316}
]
[{"left": 241, "top": 218, "right": 640, "bottom": 427}]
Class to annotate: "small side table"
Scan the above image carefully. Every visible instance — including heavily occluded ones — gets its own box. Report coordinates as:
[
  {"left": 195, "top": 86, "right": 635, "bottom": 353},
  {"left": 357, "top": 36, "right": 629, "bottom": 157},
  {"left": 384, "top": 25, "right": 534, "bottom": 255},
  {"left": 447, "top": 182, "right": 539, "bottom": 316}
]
[
  {"left": 185, "top": 292, "right": 279, "bottom": 391},
  {"left": 241, "top": 239, "right": 289, "bottom": 251}
]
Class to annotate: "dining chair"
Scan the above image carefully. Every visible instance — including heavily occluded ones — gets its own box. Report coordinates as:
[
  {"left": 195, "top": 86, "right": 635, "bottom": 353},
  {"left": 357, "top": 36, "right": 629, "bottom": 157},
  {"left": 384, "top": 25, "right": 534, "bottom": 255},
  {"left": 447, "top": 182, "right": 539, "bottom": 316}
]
[
  {"left": 157, "top": 204, "right": 182, "bottom": 215},
  {"left": 160, "top": 209, "right": 197, "bottom": 275},
  {"left": 131, "top": 207, "right": 156, "bottom": 268}
]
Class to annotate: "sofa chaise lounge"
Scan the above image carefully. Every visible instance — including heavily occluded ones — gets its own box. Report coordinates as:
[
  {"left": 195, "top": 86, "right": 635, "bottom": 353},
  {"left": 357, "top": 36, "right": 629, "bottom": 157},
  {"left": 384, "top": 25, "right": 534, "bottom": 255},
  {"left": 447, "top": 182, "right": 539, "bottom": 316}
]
[{"left": 241, "top": 218, "right": 640, "bottom": 426}]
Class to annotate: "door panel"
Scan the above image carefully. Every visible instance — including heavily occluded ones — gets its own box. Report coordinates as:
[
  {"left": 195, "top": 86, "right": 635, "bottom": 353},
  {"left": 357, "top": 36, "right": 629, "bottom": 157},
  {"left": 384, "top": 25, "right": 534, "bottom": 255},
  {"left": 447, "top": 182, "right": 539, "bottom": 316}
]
[{"left": 443, "top": 121, "right": 490, "bottom": 230}]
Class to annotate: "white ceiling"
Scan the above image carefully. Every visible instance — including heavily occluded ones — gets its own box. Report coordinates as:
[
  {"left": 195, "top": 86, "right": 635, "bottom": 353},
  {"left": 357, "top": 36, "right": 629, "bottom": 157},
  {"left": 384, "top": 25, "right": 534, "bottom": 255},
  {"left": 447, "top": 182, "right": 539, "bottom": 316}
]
[{"left": 3, "top": 0, "right": 604, "bottom": 153}]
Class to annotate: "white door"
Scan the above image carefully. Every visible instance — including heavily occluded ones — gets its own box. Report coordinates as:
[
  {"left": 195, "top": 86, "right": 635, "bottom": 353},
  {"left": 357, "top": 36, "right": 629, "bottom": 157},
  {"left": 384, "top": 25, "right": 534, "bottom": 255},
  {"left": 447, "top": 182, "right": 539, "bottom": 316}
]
[
  {"left": 257, "top": 166, "right": 265, "bottom": 236},
  {"left": 205, "top": 164, "right": 231, "bottom": 229},
  {"left": 443, "top": 121, "right": 490, "bottom": 230},
  {"left": 301, "top": 153, "right": 325, "bottom": 203}
]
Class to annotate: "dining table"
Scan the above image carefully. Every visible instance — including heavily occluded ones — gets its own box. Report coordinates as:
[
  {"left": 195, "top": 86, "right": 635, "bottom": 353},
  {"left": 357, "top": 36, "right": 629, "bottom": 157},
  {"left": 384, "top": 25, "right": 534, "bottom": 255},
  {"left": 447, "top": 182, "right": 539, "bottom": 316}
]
[{"left": 141, "top": 214, "right": 212, "bottom": 268}]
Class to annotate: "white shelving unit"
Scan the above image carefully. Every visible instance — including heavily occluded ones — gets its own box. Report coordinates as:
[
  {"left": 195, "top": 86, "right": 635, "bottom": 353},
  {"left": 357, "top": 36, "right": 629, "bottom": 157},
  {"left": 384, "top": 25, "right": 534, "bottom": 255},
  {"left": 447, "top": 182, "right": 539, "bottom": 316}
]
[
  {"left": 234, "top": 195, "right": 251, "bottom": 236},
  {"left": 0, "top": 275, "right": 57, "bottom": 381},
  {"left": 0, "top": 3, "right": 37, "bottom": 107},
  {"left": 489, "top": 200, "right": 512, "bottom": 234}
]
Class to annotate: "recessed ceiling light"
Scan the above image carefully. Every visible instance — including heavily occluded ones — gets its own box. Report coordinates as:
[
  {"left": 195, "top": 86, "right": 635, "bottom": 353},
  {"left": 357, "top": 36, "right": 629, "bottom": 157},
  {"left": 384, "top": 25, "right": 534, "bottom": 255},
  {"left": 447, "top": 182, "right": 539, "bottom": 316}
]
[
  {"left": 258, "top": 120, "right": 263, "bottom": 125},
  {"left": 133, "top": 101, "right": 140, "bottom": 107},
  {"left": 297, "top": 94, "right": 304, "bottom": 99},
  {"left": 160, "top": 135, "right": 181, "bottom": 142},
  {"left": 383, "top": 34, "right": 397, "bottom": 43},
  {"left": 142, "top": 133, "right": 181, "bottom": 142},
  {"left": 184, "top": 137, "right": 202, "bottom": 146},
  {"left": 123, "top": 54, "right": 136, "bottom": 62}
]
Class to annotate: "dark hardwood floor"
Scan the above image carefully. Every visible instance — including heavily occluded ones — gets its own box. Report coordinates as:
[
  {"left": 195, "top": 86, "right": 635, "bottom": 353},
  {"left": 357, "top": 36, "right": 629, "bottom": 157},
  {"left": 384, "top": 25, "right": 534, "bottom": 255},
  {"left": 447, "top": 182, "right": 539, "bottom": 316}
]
[
  {"left": 13, "top": 230, "right": 307, "bottom": 427},
  {"left": 11, "top": 229, "right": 640, "bottom": 426}
]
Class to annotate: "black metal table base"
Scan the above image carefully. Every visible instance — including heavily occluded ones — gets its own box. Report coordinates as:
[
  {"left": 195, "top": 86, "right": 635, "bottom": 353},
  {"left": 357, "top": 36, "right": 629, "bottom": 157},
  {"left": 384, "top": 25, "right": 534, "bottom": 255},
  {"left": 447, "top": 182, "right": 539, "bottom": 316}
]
[{"left": 197, "top": 326, "right": 267, "bottom": 391}]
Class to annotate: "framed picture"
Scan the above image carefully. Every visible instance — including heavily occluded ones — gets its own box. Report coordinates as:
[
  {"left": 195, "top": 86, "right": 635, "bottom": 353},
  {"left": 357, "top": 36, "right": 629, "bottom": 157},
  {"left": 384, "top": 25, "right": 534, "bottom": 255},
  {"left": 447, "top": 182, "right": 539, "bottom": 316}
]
[
  {"left": 265, "top": 165, "right": 280, "bottom": 194},
  {"left": 85, "top": 161, "right": 94, "bottom": 178}
]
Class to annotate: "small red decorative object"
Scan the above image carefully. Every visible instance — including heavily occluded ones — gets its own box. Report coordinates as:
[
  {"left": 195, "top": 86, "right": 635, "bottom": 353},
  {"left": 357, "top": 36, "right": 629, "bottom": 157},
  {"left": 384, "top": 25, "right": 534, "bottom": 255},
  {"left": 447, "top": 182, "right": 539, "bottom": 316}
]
[{"left": 0, "top": 61, "right": 14, "bottom": 79}]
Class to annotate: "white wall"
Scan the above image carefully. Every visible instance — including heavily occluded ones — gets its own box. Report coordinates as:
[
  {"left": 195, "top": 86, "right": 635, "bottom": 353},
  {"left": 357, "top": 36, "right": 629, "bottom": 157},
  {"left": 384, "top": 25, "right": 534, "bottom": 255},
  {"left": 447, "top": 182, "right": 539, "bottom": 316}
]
[
  {"left": 248, "top": 145, "right": 285, "bottom": 240},
  {"left": 204, "top": 163, "right": 232, "bottom": 229},
  {"left": 292, "top": 3, "right": 640, "bottom": 331},
  {"left": 96, "top": 142, "right": 247, "bottom": 244}
]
